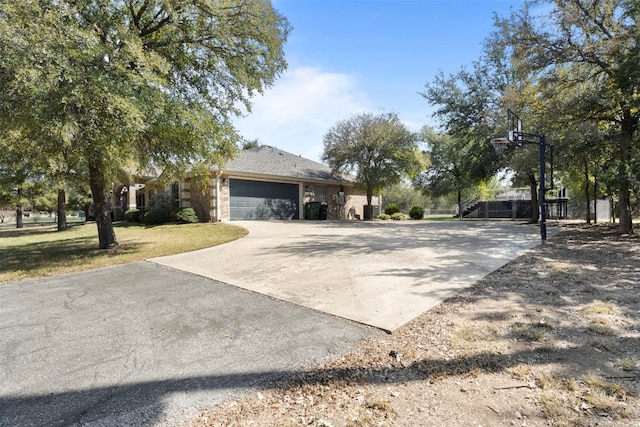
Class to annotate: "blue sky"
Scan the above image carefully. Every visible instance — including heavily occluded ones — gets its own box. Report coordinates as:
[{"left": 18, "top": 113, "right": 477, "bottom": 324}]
[{"left": 234, "top": 0, "right": 525, "bottom": 162}]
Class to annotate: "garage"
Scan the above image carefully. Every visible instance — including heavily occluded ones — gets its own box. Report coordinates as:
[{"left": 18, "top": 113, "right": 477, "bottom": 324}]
[{"left": 229, "top": 179, "right": 300, "bottom": 220}]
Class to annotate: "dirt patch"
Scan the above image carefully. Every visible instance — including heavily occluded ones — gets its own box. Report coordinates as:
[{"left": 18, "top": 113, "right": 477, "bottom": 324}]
[{"left": 192, "top": 224, "right": 639, "bottom": 427}]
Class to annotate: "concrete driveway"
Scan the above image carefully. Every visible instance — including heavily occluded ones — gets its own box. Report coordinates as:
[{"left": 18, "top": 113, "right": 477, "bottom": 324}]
[
  {"left": 1, "top": 219, "right": 557, "bottom": 426},
  {"left": 152, "top": 220, "right": 558, "bottom": 332}
]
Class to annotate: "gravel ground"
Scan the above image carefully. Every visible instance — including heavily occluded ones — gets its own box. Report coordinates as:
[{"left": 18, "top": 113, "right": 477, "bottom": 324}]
[{"left": 191, "top": 223, "right": 639, "bottom": 427}]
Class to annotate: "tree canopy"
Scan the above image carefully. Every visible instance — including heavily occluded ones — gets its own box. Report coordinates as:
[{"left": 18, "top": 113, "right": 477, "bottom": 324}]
[
  {"left": 321, "top": 112, "right": 424, "bottom": 214},
  {"left": 495, "top": 0, "right": 640, "bottom": 232},
  {"left": 422, "top": 0, "right": 639, "bottom": 231},
  {"left": 0, "top": 0, "right": 291, "bottom": 247}
]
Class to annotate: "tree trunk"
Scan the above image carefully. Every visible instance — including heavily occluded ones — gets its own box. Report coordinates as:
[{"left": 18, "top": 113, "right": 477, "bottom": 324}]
[
  {"left": 585, "top": 162, "right": 591, "bottom": 225},
  {"left": 16, "top": 206, "right": 23, "bottom": 229},
  {"left": 365, "top": 187, "right": 373, "bottom": 220},
  {"left": 89, "top": 155, "right": 119, "bottom": 249},
  {"left": 528, "top": 172, "right": 538, "bottom": 224},
  {"left": 457, "top": 188, "right": 463, "bottom": 220},
  {"left": 57, "top": 189, "right": 67, "bottom": 231},
  {"left": 618, "top": 108, "right": 634, "bottom": 233},
  {"left": 593, "top": 176, "right": 598, "bottom": 225}
]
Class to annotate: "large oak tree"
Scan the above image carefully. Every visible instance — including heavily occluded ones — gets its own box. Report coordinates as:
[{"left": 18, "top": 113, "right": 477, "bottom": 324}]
[
  {"left": 322, "top": 112, "right": 424, "bottom": 218},
  {"left": 0, "top": 0, "right": 290, "bottom": 248}
]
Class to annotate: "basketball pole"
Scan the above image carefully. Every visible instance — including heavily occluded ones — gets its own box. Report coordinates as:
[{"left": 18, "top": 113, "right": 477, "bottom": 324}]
[
  {"left": 493, "top": 110, "right": 550, "bottom": 243},
  {"left": 538, "top": 134, "right": 547, "bottom": 241}
]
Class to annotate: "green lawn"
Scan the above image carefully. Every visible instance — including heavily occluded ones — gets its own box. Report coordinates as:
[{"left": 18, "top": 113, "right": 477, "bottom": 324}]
[{"left": 0, "top": 222, "right": 248, "bottom": 283}]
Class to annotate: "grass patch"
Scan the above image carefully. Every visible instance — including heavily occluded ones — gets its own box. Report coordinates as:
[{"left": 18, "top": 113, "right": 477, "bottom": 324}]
[
  {"left": 508, "top": 364, "right": 534, "bottom": 380},
  {"left": 582, "top": 300, "right": 619, "bottom": 315},
  {"left": 512, "top": 321, "right": 553, "bottom": 341},
  {"left": 366, "top": 400, "right": 391, "bottom": 411},
  {"left": 586, "top": 324, "right": 618, "bottom": 337},
  {"left": 546, "top": 261, "right": 580, "bottom": 272},
  {"left": 450, "top": 323, "right": 499, "bottom": 347},
  {"left": 537, "top": 374, "right": 634, "bottom": 425},
  {"left": 615, "top": 358, "right": 640, "bottom": 372},
  {"left": 0, "top": 222, "right": 248, "bottom": 283}
]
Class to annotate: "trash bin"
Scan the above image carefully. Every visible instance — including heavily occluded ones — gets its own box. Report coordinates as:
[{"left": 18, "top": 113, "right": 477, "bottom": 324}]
[
  {"left": 319, "top": 203, "right": 328, "bottom": 220},
  {"left": 305, "top": 201, "right": 321, "bottom": 220}
]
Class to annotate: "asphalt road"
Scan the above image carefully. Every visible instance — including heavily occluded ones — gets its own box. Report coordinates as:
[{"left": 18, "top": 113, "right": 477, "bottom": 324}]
[{"left": 0, "top": 262, "right": 377, "bottom": 426}]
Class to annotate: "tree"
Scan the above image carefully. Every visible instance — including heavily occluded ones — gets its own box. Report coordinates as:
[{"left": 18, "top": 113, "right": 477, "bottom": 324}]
[
  {"left": 495, "top": 0, "right": 640, "bottom": 233},
  {"left": 382, "top": 182, "right": 431, "bottom": 214},
  {"left": 321, "top": 112, "right": 424, "bottom": 219},
  {"left": 414, "top": 127, "right": 498, "bottom": 219},
  {"left": 0, "top": 0, "right": 291, "bottom": 248},
  {"left": 421, "top": 51, "right": 508, "bottom": 219},
  {"left": 0, "top": 130, "right": 47, "bottom": 228}
]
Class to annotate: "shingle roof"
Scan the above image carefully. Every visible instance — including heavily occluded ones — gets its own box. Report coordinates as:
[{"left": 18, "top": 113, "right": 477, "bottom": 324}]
[{"left": 223, "top": 145, "right": 353, "bottom": 183}]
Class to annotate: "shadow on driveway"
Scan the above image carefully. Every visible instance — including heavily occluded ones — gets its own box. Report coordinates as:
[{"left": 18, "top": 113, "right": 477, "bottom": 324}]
[{"left": 152, "top": 220, "right": 559, "bottom": 331}]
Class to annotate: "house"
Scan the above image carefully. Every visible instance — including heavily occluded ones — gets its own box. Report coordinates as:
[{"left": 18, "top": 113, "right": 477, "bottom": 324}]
[{"left": 113, "top": 145, "right": 380, "bottom": 222}]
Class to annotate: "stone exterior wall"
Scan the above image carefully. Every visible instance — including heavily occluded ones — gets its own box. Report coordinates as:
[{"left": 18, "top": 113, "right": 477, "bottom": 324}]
[
  {"left": 174, "top": 175, "right": 380, "bottom": 222},
  {"left": 218, "top": 175, "right": 230, "bottom": 221},
  {"left": 303, "top": 182, "right": 379, "bottom": 220}
]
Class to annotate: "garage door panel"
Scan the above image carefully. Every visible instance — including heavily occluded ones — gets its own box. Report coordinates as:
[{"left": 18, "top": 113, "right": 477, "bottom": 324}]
[{"left": 229, "top": 179, "right": 299, "bottom": 220}]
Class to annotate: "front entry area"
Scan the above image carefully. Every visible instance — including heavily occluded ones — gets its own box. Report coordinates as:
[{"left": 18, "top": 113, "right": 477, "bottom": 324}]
[{"left": 229, "top": 179, "right": 299, "bottom": 220}]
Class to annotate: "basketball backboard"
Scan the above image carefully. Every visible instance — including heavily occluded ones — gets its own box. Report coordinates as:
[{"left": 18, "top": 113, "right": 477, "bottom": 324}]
[{"left": 507, "top": 110, "right": 523, "bottom": 146}]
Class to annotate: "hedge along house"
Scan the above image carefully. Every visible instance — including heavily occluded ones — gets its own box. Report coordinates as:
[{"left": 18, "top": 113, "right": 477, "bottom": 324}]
[{"left": 174, "top": 145, "right": 380, "bottom": 222}]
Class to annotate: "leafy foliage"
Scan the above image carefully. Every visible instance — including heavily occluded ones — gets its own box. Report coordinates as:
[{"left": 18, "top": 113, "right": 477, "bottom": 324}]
[
  {"left": 124, "top": 209, "right": 142, "bottom": 223},
  {"left": 409, "top": 205, "right": 425, "bottom": 220},
  {"left": 493, "top": 0, "right": 640, "bottom": 232},
  {"left": 174, "top": 207, "right": 199, "bottom": 224},
  {"left": 381, "top": 182, "right": 431, "bottom": 213},
  {"left": 0, "top": 0, "right": 291, "bottom": 247},
  {"left": 322, "top": 112, "right": 425, "bottom": 209},
  {"left": 414, "top": 128, "right": 497, "bottom": 216},
  {"left": 143, "top": 194, "right": 174, "bottom": 225},
  {"left": 390, "top": 212, "right": 410, "bottom": 220},
  {"left": 384, "top": 203, "right": 400, "bottom": 215}
]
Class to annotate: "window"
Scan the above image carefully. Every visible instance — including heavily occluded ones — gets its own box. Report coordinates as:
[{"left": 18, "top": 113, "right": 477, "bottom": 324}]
[
  {"left": 136, "top": 194, "right": 146, "bottom": 210},
  {"left": 171, "top": 182, "right": 180, "bottom": 208},
  {"left": 315, "top": 185, "right": 327, "bottom": 203}
]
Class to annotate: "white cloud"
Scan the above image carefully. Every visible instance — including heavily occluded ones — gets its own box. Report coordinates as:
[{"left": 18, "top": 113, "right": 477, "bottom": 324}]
[{"left": 234, "top": 67, "right": 371, "bottom": 162}]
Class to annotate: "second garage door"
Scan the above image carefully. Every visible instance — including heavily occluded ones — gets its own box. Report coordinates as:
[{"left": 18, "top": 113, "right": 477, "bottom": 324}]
[{"left": 229, "top": 179, "right": 300, "bottom": 220}]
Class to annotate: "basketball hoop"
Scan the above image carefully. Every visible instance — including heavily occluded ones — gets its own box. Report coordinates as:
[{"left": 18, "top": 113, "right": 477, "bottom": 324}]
[{"left": 491, "top": 137, "right": 511, "bottom": 156}]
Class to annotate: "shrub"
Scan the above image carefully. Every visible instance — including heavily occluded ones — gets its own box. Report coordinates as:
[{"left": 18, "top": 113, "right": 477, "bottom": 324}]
[
  {"left": 391, "top": 212, "right": 409, "bottom": 220},
  {"left": 143, "top": 194, "right": 174, "bottom": 225},
  {"left": 124, "top": 209, "right": 141, "bottom": 222},
  {"left": 174, "top": 207, "right": 199, "bottom": 224},
  {"left": 143, "top": 209, "right": 171, "bottom": 225},
  {"left": 377, "top": 213, "right": 391, "bottom": 220},
  {"left": 409, "top": 205, "right": 425, "bottom": 220},
  {"left": 384, "top": 203, "right": 400, "bottom": 215}
]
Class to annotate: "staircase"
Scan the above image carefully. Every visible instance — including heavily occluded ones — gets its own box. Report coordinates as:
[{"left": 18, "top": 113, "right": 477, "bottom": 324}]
[{"left": 454, "top": 197, "right": 481, "bottom": 218}]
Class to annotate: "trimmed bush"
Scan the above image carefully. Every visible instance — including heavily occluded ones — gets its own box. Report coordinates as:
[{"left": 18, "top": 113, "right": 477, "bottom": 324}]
[
  {"left": 409, "top": 205, "right": 425, "bottom": 220},
  {"left": 143, "top": 209, "right": 171, "bottom": 225},
  {"left": 124, "top": 209, "right": 141, "bottom": 222},
  {"left": 384, "top": 203, "right": 400, "bottom": 215},
  {"left": 391, "top": 212, "right": 410, "bottom": 220},
  {"left": 174, "top": 207, "right": 199, "bottom": 224},
  {"left": 377, "top": 213, "right": 392, "bottom": 220},
  {"left": 143, "top": 194, "right": 174, "bottom": 225}
]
